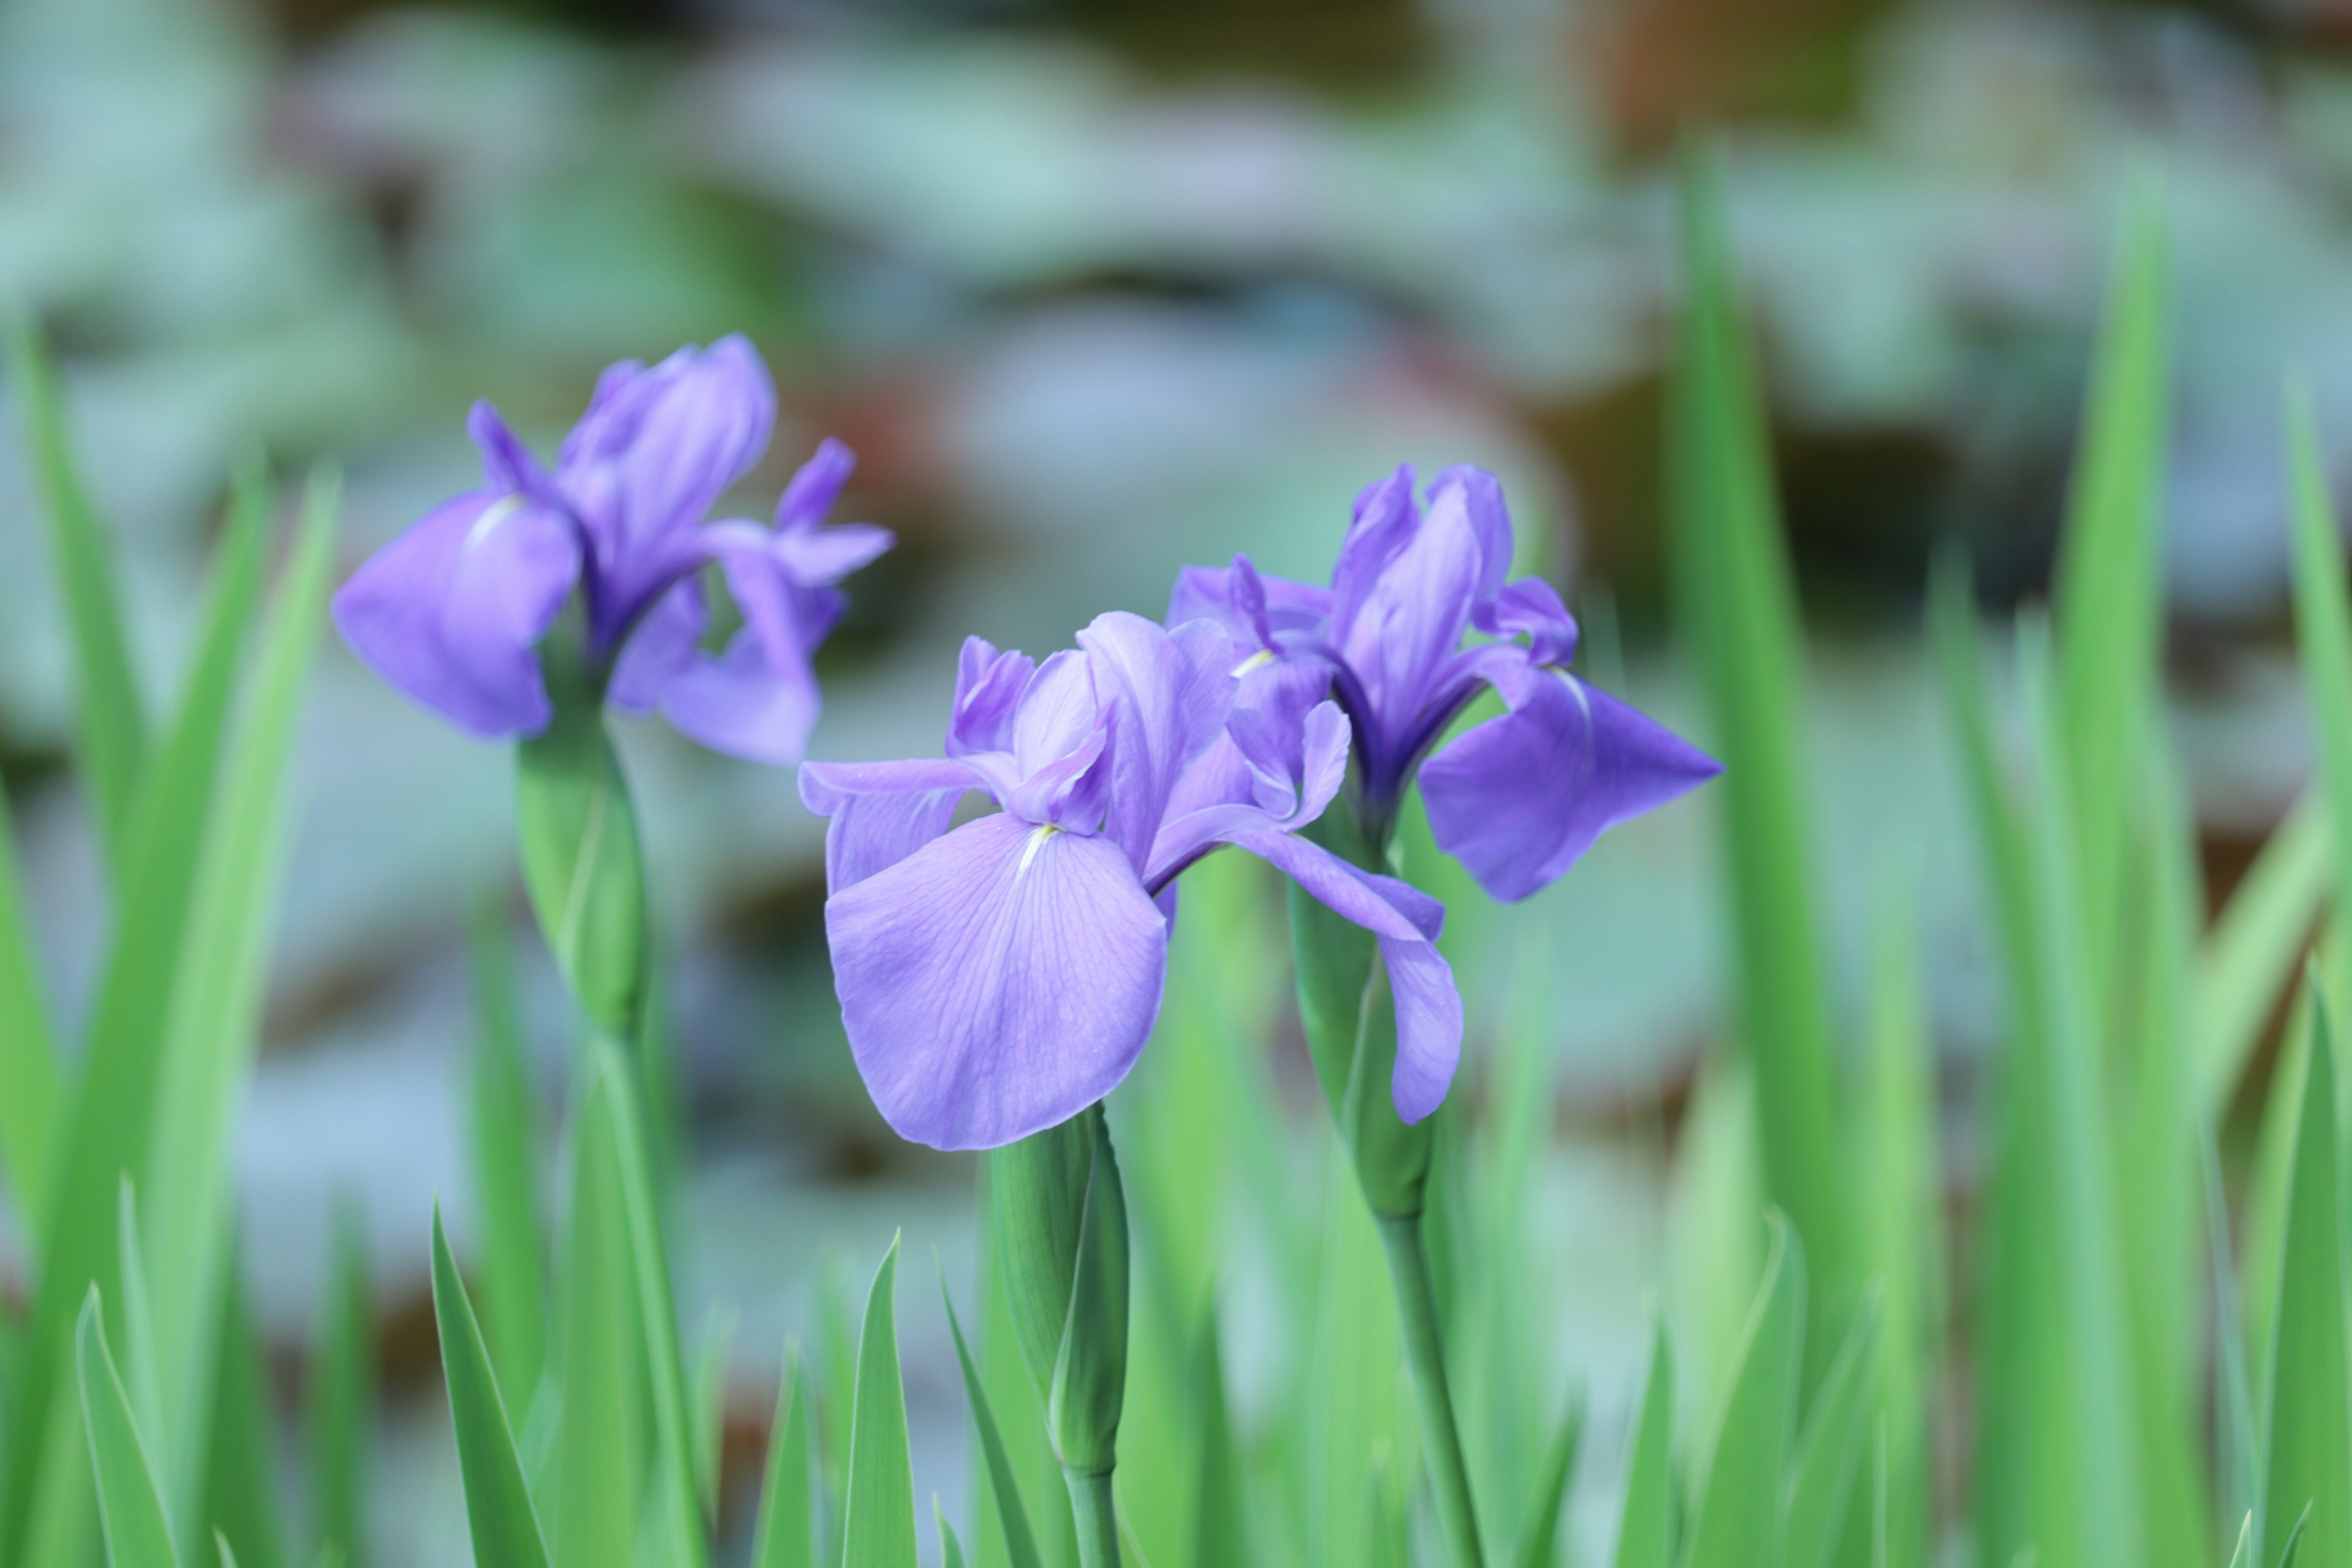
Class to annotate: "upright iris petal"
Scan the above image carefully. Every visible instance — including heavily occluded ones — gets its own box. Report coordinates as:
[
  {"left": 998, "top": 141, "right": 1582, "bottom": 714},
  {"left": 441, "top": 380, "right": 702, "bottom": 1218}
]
[
  {"left": 1169, "top": 465, "right": 1721, "bottom": 903},
  {"left": 331, "top": 337, "right": 893, "bottom": 767},
  {"left": 800, "top": 611, "right": 1464, "bottom": 1151}
]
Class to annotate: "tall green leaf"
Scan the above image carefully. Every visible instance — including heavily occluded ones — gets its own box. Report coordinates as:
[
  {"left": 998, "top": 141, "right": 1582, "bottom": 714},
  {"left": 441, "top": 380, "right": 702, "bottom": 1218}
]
[
  {"left": 145, "top": 470, "right": 339, "bottom": 1507},
  {"left": 8, "top": 313, "right": 145, "bottom": 872},
  {"left": 76, "top": 1292, "right": 176, "bottom": 1568},
  {"left": 466, "top": 902, "right": 548, "bottom": 1414},
  {"left": 1612, "top": 1321, "right": 1675, "bottom": 1568},
  {"left": 1668, "top": 145, "right": 1846, "bottom": 1310},
  {"left": 938, "top": 1502, "right": 969, "bottom": 1568},
  {"left": 2050, "top": 190, "right": 2171, "bottom": 1003},
  {"left": 1509, "top": 1389, "right": 1583, "bottom": 1568},
  {"left": 2259, "top": 986, "right": 2352, "bottom": 1568},
  {"left": 592, "top": 1038, "right": 706, "bottom": 1568},
  {"left": 1782, "top": 1297, "right": 1880, "bottom": 1568},
  {"left": 1188, "top": 1312, "right": 1246, "bottom": 1568},
  {"left": 944, "top": 1283, "right": 1046, "bottom": 1568},
  {"left": 0, "top": 767, "right": 61, "bottom": 1229},
  {"left": 200, "top": 1261, "right": 286, "bottom": 1568},
  {"left": 1684, "top": 1214, "right": 1804, "bottom": 1568},
  {"left": 4, "top": 462, "right": 271, "bottom": 1567},
  {"left": 841, "top": 1238, "right": 917, "bottom": 1568},
  {"left": 429, "top": 1207, "right": 551, "bottom": 1568},
  {"left": 2198, "top": 794, "right": 2331, "bottom": 1112},
  {"left": 689, "top": 1306, "right": 737, "bottom": 1522},
  {"left": 750, "top": 1348, "right": 815, "bottom": 1568},
  {"left": 552, "top": 1076, "right": 639, "bottom": 1568}
]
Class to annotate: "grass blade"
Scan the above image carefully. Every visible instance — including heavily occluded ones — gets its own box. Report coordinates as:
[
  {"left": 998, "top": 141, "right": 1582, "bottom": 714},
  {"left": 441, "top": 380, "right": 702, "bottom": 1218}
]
[
  {"left": 592, "top": 1037, "right": 706, "bottom": 1568},
  {"left": 0, "top": 767, "right": 61, "bottom": 1229},
  {"left": 1781, "top": 1295, "right": 1880, "bottom": 1568},
  {"left": 2198, "top": 794, "right": 2330, "bottom": 1111},
  {"left": 1188, "top": 1311, "right": 1245, "bottom": 1568},
  {"left": 842, "top": 1237, "right": 917, "bottom": 1568},
  {"left": 2260, "top": 983, "right": 2352, "bottom": 1568},
  {"left": 1684, "top": 1213, "right": 1804, "bottom": 1568},
  {"left": 4, "top": 457, "right": 271, "bottom": 1564},
  {"left": 1509, "top": 1388, "right": 1583, "bottom": 1568},
  {"left": 1668, "top": 143, "right": 1847, "bottom": 1310},
  {"left": 690, "top": 1306, "right": 737, "bottom": 1522},
  {"left": 1612, "top": 1319, "right": 1676, "bottom": 1568},
  {"left": 938, "top": 1502, "right": 968, "bottom": 1568},
  {"left": 307, "top": 1202, "right": 371, "bottom": 1568},
  {"left": 429, "top": 1206, "right": 551, "bottom": 1568},
  {"left": 750, "top": 1347, "right": 815, "bottom": 1568},
  {"left": 552, "top": 1073, "right": 640, "bottom": 1568},
  {"left": 943, "top": 1278, "right": 1046, "bottom": 1568},
  {"left": 145, "top": 468, "right": 339, "bottom": 1501},
  {"left": 8, "top": 312, "right": 145, "bottom": 870},
  {"left": 466, "top": 900, "right": 548, "bottom": 1415},
  {"left": 200, "top": 1263, "right": 285, "bottom": 1568},
  {"left": 76, "top": 1291, "right": 177, "bottom": 1568}
]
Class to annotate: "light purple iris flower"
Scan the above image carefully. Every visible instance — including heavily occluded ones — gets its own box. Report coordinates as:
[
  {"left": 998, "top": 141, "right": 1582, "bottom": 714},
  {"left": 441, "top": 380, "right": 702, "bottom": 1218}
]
[
  {"left": 1171, "top": 464, "right": 1721, "bottom": 902},
  {"left": 799, "top": 611, "right": 1463, "bottom": 1151},
  {"left": 332, "top": 336, "right": 892, "bottom": 766}
]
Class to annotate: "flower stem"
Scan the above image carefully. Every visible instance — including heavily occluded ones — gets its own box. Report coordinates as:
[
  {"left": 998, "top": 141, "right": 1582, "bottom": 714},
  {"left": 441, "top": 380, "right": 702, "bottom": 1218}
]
[
  {"left": 1064, "top": 1468, "right": 1123, "bottom": 1568},
  {"left": 1378, "top": 1213, "right": 1485, "bottom": 1568}
]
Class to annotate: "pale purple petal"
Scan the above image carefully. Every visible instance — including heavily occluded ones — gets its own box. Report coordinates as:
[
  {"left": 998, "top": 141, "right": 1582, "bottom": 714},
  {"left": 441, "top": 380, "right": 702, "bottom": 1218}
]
[
  {"left": 467, "top": 402, "right": 555, "bottom": 499},
  {"left": 1330, "top": 465, "right": 1418, "bottom": 633},
  {"left": 1010, "top": 650, "right": 1101, "bottom": 782},
  {"left": 773, "top": 522, "right": 894, "bottom": 586},
  {"left": 1169, "top": 558, "right": 1332, "bottom": 643},
  {"left": 1420, "top": 663, "right": 1721, "bottom": 902},
  {"left": 799, "top": 757, "right": 985, "bottom": 892},
  {"left": 654, "top": 633, "right": 821, "bottom": 766},
  {"left": 775, "top": 437, "right": 856, "bottom": 532},
  {"left": 607, "top": 576, "right": 704, "bottom": 714},
  {"left": 948, "top": 637, "right": 1035, "bottom": 758},
  {"left": 613, "top": 337, "right": 775, "bottom": 542},
  {"left": 1428, "top": 465, "right": 1513, "bottom": 611},
  {"left": 1227, "top": 827, "right": 1461, "bottom": 1122},
  {"left": 332, "top": 491, "right": 579, "bottom": 738},
  {"left": 1335, "top": 475, "right": 1483, "bottom": 734},
  {"left": 826, "top": 813, "right": 1169, "bottom": 1150},
  {"left": 1076, "top": 612, "right": 1235, "bottom": 872},
  {"left": 1476, "top": 577, "right": 1578, "bottom": 666}
]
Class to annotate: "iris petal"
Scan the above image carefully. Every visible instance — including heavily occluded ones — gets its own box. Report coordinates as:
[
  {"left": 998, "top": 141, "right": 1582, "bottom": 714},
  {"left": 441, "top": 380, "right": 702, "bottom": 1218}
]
[{"left": 826, "top": 813, "right": 1169, "bottom": 1150}]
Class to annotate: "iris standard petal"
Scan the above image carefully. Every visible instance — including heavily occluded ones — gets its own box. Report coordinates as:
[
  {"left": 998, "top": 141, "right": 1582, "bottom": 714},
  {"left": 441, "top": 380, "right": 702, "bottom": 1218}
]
[
  {"left": 948, "top": 637, "right": 1035, "bottom": 758},
  {"left": 1336, "top": 474, "right": 1483, "bottom": 738},
  {"left": 1420, "top": 662, "right": 1722, "bottom": 903},
  {"left": 332, "top": 491, "right": 579, "bottom": 738},
  {"left": 1225, "top": 827, "right": 1462, "bottom": 1123},
  {"left": 799, "top": 757, "right": 984, "bottom": 892},
  {"left": 1330, "top": 464, "right": 1418, "bottom": 633},
  {"left": 1077, "top": 612, "right": 1235, "bottom": 872},
  {"left": 775, "top": 436, "right": 856, "bottom": 532},
  {"left": 612, "top": 336, "right": 775, "bottom": 547},
  {"left": 826, "top": 813, "right": 1170, "bottom": 1150},
  {"left": 1427, "top": 465, "right": 1514, "bottom": 609}
]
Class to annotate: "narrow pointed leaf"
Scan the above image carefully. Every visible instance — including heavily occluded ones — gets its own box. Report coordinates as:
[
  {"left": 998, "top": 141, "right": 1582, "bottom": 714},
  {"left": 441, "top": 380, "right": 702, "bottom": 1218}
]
[
  {"left": 0, "top": 767, "right": 60, "bottom": 1229},
  {"left": 938, "top": 1502, "right": 968, "bottom": 1568},
  {"left": 1510, "top": 1388, "right": 1583, "bottom": 1568},
  {"left": 593, "top": 1039, "right": 706, "bottom": 1568},
  {"left": 77, "top": 1292, "right": 177, "bottom": 1568},
  {"left": 308, "top": 1203, "right": 372, "bottom": 1568},
  {"left": 202, "top": 1264, "right": 287, "bottom": 1568},
  {"left": 943, "top": 1281, "right": 1046, "bottom": 1568},
  {"left": 1189, "top": 1311, "right": 1246, "bottom": 1568},
  {"left": 842, "top": 1237, "right": 918, "bottom": 1568},
  {"left": 1684, "top": 1215, "right": 1804, "bottom": 1568},
  {"left": 466, "top": 902, "right": 547, "bottom": 1414},
  {"left": 750, "top": 1349, "right": 815, "bottom": 1568},
  {"left": 1613, "top": 1319, "right": 1676, "bottom": 1568},
  {"left": 9, "top": 312, "right": 145, "bottom": 870},
  {"left": 552, "top": 1078, "right": 639, "bottom": 1568},
  {"left": 429, "top": 1207, "right": 550, "bottom": 1568},
  {"left": 2260, "top": 987, "right": 2352, "bottom": 1568},
  {"left": 2198, "top": 794, "right": 2331, "bottom": 1111},
  {"left": 1782, "top": 1297, "right": 1881, "bottom": 1568},
  {"left": 1669, "top": 145, "right": 1845, "bottom": 1305}
]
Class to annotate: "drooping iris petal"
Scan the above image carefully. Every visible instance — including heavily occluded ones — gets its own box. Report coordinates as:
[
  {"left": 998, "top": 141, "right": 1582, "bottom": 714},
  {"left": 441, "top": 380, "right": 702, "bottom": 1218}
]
[
  {"left": 826, "top": 813, "right": 1170, "bottom": 1150},
  {"left": 1077, "top": 613, "right": 1234, "bottom": 872},
  {"left": 654, "top": 633, "right": 824, "bottom": 766},
  {"left": 1226, "top": 827, "right": 1462, "bottom": 1123},
  {"left": 607, "top": 576, "right": 704, "bottom": 714},
  {"left": 799, "top": 758, "right": 982, "bottom": 891},
  {"left": 1474, "top": 578, "right": 1578, "bottom": 668},
  {"left": 1420, "top": 663, "right": 1722, "bottom": 903},
  {"left": 332, "top": 491, "right": 579, "bottom": 737}
]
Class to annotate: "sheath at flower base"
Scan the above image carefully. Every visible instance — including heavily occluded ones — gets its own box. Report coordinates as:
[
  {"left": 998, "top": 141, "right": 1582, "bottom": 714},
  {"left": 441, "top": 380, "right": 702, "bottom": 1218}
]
[
  {"left": 330, "top": 335, "right": 894, "bottom": 767},
  {"left": 1169, "top": 462, "right": 1721, "bottom": 899},
  {"left": 799, "top": 611, "right": 1465, "bottom": 1152}
]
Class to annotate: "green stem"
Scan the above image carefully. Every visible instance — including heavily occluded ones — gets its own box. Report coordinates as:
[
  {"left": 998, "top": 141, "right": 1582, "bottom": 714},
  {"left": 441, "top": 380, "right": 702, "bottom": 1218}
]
[
  {"left": 1064, "top": 1467, "right": 1123, "bottom": 1568},
  {"left": 1379, "top": 1213, "right": 1485, "bottom": 1568}
]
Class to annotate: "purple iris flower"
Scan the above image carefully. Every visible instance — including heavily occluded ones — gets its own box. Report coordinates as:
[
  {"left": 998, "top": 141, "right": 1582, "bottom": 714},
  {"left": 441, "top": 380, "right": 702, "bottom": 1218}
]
[
  {"left": 332, "top": 336, "right": 892, "bottom": 766},
  {"left": 1170, "top": 464, "right": 1720, "bottom": 902},
  {"left": 800, "top": 611, "right": 1463, "bottom": 1151}
]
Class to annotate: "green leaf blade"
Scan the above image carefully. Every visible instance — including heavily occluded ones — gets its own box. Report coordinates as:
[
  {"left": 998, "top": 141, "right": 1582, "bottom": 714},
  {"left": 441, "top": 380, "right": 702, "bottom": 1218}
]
[
  {"left": 750, "top": 1349, "right": 816, "bottom": 1568},
  {"left": 76, "top": 1291, "right": 178, "bottom": 1568},
  {"left": 842, "top": 1237, "right": 917, "bottom": 1568},
  {"left": 1683, "top": 1215, "right": 1804, "bottom": 1568},
  {"left": 429, "top": 1208, "right": 550, "bottom": 1568}
]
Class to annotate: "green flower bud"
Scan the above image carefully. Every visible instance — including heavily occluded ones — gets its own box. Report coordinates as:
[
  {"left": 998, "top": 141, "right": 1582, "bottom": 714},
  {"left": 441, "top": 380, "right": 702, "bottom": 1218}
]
[
  {"left": 990, "top": 1104, "right": 1129, "bottom": 1476},
  {"left": 515, "top": 635, "right": 646, "bottom": 1039},
  {"left": 1289, "top": 815, "right": 1429, "bottom": 1219}
]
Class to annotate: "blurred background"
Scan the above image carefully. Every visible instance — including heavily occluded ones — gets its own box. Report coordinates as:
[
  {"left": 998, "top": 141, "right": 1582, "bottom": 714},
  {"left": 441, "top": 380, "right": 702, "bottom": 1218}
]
[{"left": 4, "top": 0, "right": 2350, "bottom": 1559}]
